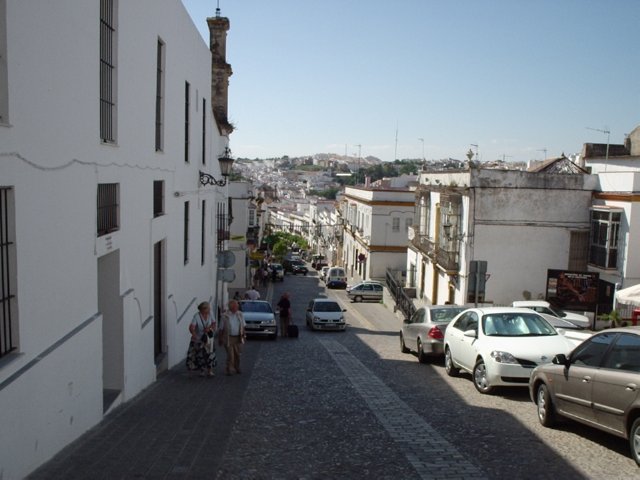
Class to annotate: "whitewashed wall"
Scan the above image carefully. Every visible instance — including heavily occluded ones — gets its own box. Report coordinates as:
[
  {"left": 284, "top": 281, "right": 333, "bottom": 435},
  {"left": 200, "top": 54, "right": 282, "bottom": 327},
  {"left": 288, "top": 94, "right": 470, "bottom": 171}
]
[{"left": 0, "top": 1, "right": 227, "bottom": 478}]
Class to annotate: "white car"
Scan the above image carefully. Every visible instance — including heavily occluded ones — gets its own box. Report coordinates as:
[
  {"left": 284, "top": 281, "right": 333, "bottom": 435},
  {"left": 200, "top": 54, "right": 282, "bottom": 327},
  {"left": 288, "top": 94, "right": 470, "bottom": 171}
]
[
  {"left": 512, "top": 300, "right": 590, "bottom": 328},
  {"left": 444, "top": 307, "right": 574, "bottom": 394},
  {"left": 305, "top": 298, "right": 347, "bottom": 331}
]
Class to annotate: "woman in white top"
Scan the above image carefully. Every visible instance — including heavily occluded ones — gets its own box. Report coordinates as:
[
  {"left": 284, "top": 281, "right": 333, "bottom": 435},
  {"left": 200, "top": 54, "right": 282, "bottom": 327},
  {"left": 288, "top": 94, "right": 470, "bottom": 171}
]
[{"left": 186, "top": 302, "right": 217, "bottom": 377}]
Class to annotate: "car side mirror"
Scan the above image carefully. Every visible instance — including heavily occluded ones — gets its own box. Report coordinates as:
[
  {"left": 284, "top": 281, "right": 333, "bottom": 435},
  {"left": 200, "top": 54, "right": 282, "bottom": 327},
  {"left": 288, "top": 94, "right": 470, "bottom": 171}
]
[
  {"left": 306, "top": 308, "right": 311, "bottom": 312},
  {"left": 552, "top": 353, "right": 568, "bottom": 366},
  {"left": 463, "top": 329, "right": 477, "bottom": 338},
  {"left": 343, "top": 309, "right": 347, "bottom": 312}
]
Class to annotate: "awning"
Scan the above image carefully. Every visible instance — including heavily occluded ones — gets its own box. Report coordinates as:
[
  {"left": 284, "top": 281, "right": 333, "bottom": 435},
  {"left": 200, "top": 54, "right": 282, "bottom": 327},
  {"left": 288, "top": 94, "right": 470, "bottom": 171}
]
[{"left": 615, "top": 283, "right": 640, "bottom": 307}]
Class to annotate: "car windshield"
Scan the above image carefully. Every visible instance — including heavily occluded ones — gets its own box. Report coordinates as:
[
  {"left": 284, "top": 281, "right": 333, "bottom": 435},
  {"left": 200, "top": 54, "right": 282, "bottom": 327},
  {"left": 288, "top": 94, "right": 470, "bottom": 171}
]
[
  {"left": 240, "top": 302, "right": 273, "bottom": 313},
  {"left": 431, "top": 308, "right": 466, "bottom": 322},
  {"left": 313, "top": 302, "right": 342, "bottom": 312},
  {"left": 482, "top": 313, "right": 556, "bottom": 337}
]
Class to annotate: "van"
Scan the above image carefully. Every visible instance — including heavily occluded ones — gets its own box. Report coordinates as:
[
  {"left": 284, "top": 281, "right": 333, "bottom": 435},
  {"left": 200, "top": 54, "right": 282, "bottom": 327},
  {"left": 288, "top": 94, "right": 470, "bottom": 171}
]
[{"left": 325, "top": 267, "right": 347, "bottom": 289}]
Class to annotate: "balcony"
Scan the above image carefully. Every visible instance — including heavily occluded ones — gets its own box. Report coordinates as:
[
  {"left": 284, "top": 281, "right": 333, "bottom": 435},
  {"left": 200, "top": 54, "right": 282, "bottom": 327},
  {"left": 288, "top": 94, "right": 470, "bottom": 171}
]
[{"left": 409, "top": 226, "right": 459, "bottom": 272}]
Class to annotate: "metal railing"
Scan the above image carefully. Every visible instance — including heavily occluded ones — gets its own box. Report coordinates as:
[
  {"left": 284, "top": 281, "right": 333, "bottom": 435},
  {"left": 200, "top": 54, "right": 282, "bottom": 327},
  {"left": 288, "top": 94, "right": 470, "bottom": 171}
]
[{"left": 386, "top": 268, "right": 416, "bottom": 320}]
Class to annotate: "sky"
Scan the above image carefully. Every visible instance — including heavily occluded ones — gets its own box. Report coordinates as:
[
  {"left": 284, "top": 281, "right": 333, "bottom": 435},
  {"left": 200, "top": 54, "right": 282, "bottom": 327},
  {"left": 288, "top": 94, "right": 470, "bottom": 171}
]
[{"left": 181, "top": 0, "right": 640, "bottom": 163}]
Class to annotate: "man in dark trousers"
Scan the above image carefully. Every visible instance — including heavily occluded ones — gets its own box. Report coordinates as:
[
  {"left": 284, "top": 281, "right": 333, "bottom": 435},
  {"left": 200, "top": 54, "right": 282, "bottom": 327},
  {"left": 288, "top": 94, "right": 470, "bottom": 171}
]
[{"left": 277, "top": 292, "right": 291, "bottom": 337}]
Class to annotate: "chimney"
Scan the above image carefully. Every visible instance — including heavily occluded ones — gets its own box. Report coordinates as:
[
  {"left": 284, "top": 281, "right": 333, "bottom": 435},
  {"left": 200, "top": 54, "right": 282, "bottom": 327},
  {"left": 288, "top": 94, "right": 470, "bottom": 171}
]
[{"left": 207, "top": 14, "right": 233, "bottom": 135}]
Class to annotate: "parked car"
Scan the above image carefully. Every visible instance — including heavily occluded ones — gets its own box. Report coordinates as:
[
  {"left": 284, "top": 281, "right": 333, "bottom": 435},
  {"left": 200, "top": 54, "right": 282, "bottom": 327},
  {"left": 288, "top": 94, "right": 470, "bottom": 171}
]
[
  {"left": 512, "top": 300, "right": 590, "bottom": 328},
  {"left": 400, "top": 305, "right": 467, "bottom": 363},
  {"left": 443, "top": 307, "right": 573, "bottom": 394},
  {"left": 346, "top": 281, "right": 384, "bottom": 302},
  {"left": 325, "top": 267, "right": 347, "bottom": 289},
  {"left": 530, "top": 327, "right": 640, "bottom": 465},
  {"left": 320, "top": 266, "right": 331, "bottom": 283},
  {"left": 269, "top": 263, "right": 284, "bottom": 282},
  {"left": 306, "top": 298, "right": 347, "bottom": 331},
  {"left": 239, "top": 300, "right": 277, "bottom": 340},
  {"left": 284, "top": 259, "right": 308, "bottom": 275}
]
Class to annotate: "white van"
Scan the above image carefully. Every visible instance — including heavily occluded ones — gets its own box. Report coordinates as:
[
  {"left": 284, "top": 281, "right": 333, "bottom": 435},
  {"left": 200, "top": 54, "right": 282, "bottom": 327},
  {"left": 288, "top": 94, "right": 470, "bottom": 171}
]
[{"left": 326, "top": 267, "right": 347, "bottom": 289}]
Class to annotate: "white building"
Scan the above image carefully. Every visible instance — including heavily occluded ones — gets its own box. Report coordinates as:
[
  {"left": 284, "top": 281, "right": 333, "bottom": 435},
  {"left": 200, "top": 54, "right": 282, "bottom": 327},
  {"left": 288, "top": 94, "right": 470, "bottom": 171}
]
[
  {"left": 340, "top": 184, "right": 415, "bottom": 281},
  {"left": 582, "top": 125, "right": 640, "bottom": 313},
  {"left": 407, "top": 167, "right": 597, "bottom": 308},
  {"left": 0, "top": 2, "right": 233, "bottom": 478}
]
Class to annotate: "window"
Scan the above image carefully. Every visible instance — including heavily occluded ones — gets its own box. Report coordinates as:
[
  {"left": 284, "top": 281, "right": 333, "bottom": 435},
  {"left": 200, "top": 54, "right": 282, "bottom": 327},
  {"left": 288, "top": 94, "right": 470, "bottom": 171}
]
[
  {"left": 97, "top": 183, "right": 119, "bottom": 236},
  {"left": 572, "top": 332, "right": 615, "bottom": 367},
  {"left": 99, "top": 0, "right": 117, "bottom": 142},
  {"left": 392, "top": 217, "right": 400, "bottom": 232},
  {"left": 0, "top": 187, "right": 17, "bottom": 357},
  {"left": 589, "top": 209, "right": 621, "bottom": 269},
  {"left": 603, "top": 334, "right": 640, "bottom": 372},
  {"left": 184, "top": 81, "right": 190, "bottom": 162},
  {"left": 418, "top": 194, "right": 430, "bottom": 236},
  {"left": 248, "top": 208, "right": 256, "bottom": 227},
  {"left": 201, "top": 98, "right": 206, "bottom": 165},
  {"left": 568, "top": 230, "right": 589, "bottom": 271},
  {"left": 153, "top": 180, "right": 164, "bottom": 217},
  {"left": 183, "top": 201, "right": 189, "bottom": 264},
  {"left": 155, "top": 38, "right": 165, "bottom": 151},
  {"left": 0, "top": 0, "right": 8, "bottom": 124},
  {"left": 200, "top": 200, "right": 206, "bottom": 266},
  {"left": 405, "top": 217, "right": 413, "bottom": 232}
]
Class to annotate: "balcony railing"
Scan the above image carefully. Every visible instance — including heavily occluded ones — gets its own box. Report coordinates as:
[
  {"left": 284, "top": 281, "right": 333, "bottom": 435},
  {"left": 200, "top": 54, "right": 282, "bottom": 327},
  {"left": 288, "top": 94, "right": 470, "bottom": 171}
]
[{"left": 409, "top": 226, "right": 459, "bottom": 272}]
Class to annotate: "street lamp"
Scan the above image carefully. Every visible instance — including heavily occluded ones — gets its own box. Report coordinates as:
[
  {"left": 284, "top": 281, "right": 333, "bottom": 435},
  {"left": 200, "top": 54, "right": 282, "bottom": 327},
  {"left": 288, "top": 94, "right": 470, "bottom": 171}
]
[{"left": 199, "top": 147, "right": 234, "bottom": 186}]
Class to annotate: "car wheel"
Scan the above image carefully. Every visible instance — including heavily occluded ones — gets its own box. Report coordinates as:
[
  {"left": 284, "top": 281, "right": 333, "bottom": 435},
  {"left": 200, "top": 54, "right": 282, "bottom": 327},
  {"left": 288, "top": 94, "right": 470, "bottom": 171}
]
[
  {"left": 354, "top": 295, "right": 363, "bottom": 303},
  {"left": 417, "top": 340, "right": 428, "bottom": 364},
  {"left": 304, "top": 272, "right": 307, "bottom": 276},
  {"left": 630, "top": 417, "right": 640, "bottom": 466},
  {"left": 473, "top": 359, "right": 494, "bottom": 394},
  {"left": 400, "top": 333, "right": 409, "bottom": 353},
  {"left": 536, "top": 383, "right": 555, "bottom": 427},
  {"left": 270, "top": 332, "right": 277, "bottom": 341},
  {"left": 444, "top": 347, "right": 459, "bottom": 377}
]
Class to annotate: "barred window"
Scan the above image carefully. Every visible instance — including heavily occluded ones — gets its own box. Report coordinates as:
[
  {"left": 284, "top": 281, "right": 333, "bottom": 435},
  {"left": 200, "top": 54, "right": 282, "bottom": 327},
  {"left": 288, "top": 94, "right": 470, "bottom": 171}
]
[
  {"left": 153, "top": 180, "right": 164, "bottom": 217},
  {"left": 201, "top": 98, "right": 206, "bottom": 165},
  {"left": 97, "top": 183, "right": 119, "bottom": 236},
  {"left": 183, "top": 201, "right": 190, "bottom": 264},
  {"left": 589, "top": 209, "right": 621, "bottom": 269},
  {"left": 0, "top": 187, "right": 17, "bottom": 357},
  {"left": 201, "top": 200, "right": 206, "bottom": 265},
  {"left": 184, "top": 81, "right": 190, "bottom": 163},
  {"left": 0, "top": 0, "right": 9, "bottom": 124},
  {"left": 99, "top": 0, "right": 117, "bottom": 142},
  {"left": 155, "top": 38, "right": 165, "bottom": 151},
  {"left": 392, "top": 217, "right": 400, "bottom": 232}
]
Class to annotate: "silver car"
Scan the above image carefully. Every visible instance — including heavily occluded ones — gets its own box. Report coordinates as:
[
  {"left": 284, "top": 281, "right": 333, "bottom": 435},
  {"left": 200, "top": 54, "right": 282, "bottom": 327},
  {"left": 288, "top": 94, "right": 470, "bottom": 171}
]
[
  {"left": 530, "top": 327, "right": 640, "bottom": 465},
  {"left": 400, "top": 305, "right": 467, "bottom": 363},
  {"left": 346, "top": 281, "right": 384, "bottom": 302},
  {"left": 240, "top": 300, "right": 277, "bottom": 340},
  {"left": 305, "top": 298, "right": 347, "bottom": 331}
]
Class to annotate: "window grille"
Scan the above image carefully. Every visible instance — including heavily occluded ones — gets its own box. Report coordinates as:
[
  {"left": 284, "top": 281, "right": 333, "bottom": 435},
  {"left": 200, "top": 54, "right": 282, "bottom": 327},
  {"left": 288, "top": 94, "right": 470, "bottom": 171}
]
[
  {"left": 201, "top": 200, "right": 206, "bottom": 265},
  {"left": 99, "top": 0, "right": 116, "bottom": 142},
  {"left": 392, "top": 217, "right": 400, "bottom": 232},
  {"left": 216, "top": 202, "right": 228, "bottom": 252},
  {"left": 97, "top": 183, "right": 119, "bottom": 236},
  {"left": 184, "top": 81, "right": 190, "bottom": 162},
  {"left": 202, "top": 98, "right": 206, "bottom": 165},
  {"left": 184, "top": 201, "right": 190, "bottom": 264},
  {"left": 155, "top": 39, "right": 165, "bottom": 151},
  {"left": 0, "top": 187, "right": 16, "bottom": 357},
  {"left": 589, "top": 209, "right": 621, "bottom": 269},
  {"left": 153, "top": 180, "right": 164, "bottom": 217}
]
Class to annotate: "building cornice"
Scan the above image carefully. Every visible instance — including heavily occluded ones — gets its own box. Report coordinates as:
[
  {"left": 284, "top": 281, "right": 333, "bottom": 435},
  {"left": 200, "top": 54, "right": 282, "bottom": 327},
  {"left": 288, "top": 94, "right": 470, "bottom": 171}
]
[{"left": 593, "top": 192, "right": 640, "bottom": 202}]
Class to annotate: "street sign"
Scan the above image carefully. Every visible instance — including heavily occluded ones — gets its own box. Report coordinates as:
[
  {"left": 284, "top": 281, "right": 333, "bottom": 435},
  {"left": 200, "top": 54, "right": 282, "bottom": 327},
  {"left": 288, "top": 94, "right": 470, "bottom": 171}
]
[
  {"left": 219, "top": 268, "right": 236, "bottom": 283},
  {"left": 217, "top": 250, "right": 236, "bottom": 268}
]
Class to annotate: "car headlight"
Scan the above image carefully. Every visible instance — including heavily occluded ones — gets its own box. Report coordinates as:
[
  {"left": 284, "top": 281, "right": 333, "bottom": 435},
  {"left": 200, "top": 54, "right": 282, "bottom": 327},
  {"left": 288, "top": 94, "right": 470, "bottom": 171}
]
[
  {"left": 490, "top": 351, "right": 518, "bottom": 364},
  {"left": 262, "top": 318, "right": 275, "bottom": 325},
  {"left": 314, "top": 316, "right": 321, "bottom": 322}
]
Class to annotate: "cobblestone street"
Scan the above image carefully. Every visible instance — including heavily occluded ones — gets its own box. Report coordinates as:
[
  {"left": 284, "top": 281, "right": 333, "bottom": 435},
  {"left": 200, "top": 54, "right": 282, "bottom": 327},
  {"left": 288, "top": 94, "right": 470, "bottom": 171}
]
[{"left": 30, "top": 273, "right": 640, "bottom": 479}]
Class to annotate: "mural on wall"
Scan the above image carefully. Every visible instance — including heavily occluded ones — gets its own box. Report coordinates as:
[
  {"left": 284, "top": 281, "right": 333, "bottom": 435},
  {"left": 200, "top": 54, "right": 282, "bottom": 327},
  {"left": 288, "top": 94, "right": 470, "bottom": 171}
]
[{"left": 546, "top": 269, "right": 599, "bottom": 312}]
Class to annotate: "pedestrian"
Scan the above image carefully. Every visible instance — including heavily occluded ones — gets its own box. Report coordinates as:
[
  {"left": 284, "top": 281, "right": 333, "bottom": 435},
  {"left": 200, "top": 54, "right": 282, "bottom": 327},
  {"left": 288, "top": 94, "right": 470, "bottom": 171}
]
[
  {"left": 186, "top": 302, "right": 217, "bottom": 377},
  {"left": 218, "top": 299, "right": 246, "bottom": 375},
  {"left": 277, "top": 292, "right": 292, "bottom": 337},
  {"left": 261, "top": 267, "right": 269, "bottom": 286},
  {"left": 233, "top": 291, "right": 241, "bottom": 302},
  {"left": 245, "top": 285, "right": 260, "bottom": 300}
]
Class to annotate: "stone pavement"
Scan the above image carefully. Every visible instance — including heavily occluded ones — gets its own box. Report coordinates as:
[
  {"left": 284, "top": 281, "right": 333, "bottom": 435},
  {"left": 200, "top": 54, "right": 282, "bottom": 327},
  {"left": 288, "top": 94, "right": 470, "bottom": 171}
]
[{"left": 29, "top": 275, "right": 491, "bottom": 479}]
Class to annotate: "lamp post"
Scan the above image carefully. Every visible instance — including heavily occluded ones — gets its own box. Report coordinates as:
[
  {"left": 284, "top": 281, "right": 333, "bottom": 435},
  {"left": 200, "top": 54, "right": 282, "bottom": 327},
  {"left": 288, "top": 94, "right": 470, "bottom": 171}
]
[{"left": 199, "top": 147, "right": 234, "bottom": 186}]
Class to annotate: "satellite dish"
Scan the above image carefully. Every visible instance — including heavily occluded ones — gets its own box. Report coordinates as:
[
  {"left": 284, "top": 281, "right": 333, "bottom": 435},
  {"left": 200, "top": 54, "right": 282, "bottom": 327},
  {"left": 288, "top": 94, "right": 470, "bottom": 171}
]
[{"left": 218, "top": 250, "right": 236, "bottom": 268}]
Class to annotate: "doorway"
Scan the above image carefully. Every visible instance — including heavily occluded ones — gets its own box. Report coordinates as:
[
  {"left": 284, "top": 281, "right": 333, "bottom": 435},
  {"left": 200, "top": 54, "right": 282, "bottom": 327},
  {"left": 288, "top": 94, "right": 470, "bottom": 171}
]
[{"left": 98, "top": 250, "right": 123, "bottom": 413}]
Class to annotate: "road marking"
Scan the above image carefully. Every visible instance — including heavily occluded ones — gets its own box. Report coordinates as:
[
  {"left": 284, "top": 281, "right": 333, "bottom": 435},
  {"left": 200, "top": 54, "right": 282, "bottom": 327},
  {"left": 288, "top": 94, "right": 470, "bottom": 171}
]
[{"left": 319, "top": 339, "right": 487, "bottom": 479}]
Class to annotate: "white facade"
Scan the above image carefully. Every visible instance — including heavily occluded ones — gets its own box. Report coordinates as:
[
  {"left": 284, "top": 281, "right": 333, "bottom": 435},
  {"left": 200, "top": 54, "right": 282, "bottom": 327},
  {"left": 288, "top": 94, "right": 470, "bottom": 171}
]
[
  {"left": 408, "top": 169, "right": 597, "bottom": 307},
  {"left": 0, "top": 2, "right": 231, "bottom": 478},
  {"left": 340, "top": 186, "right": 415, "bottom": 281}
]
